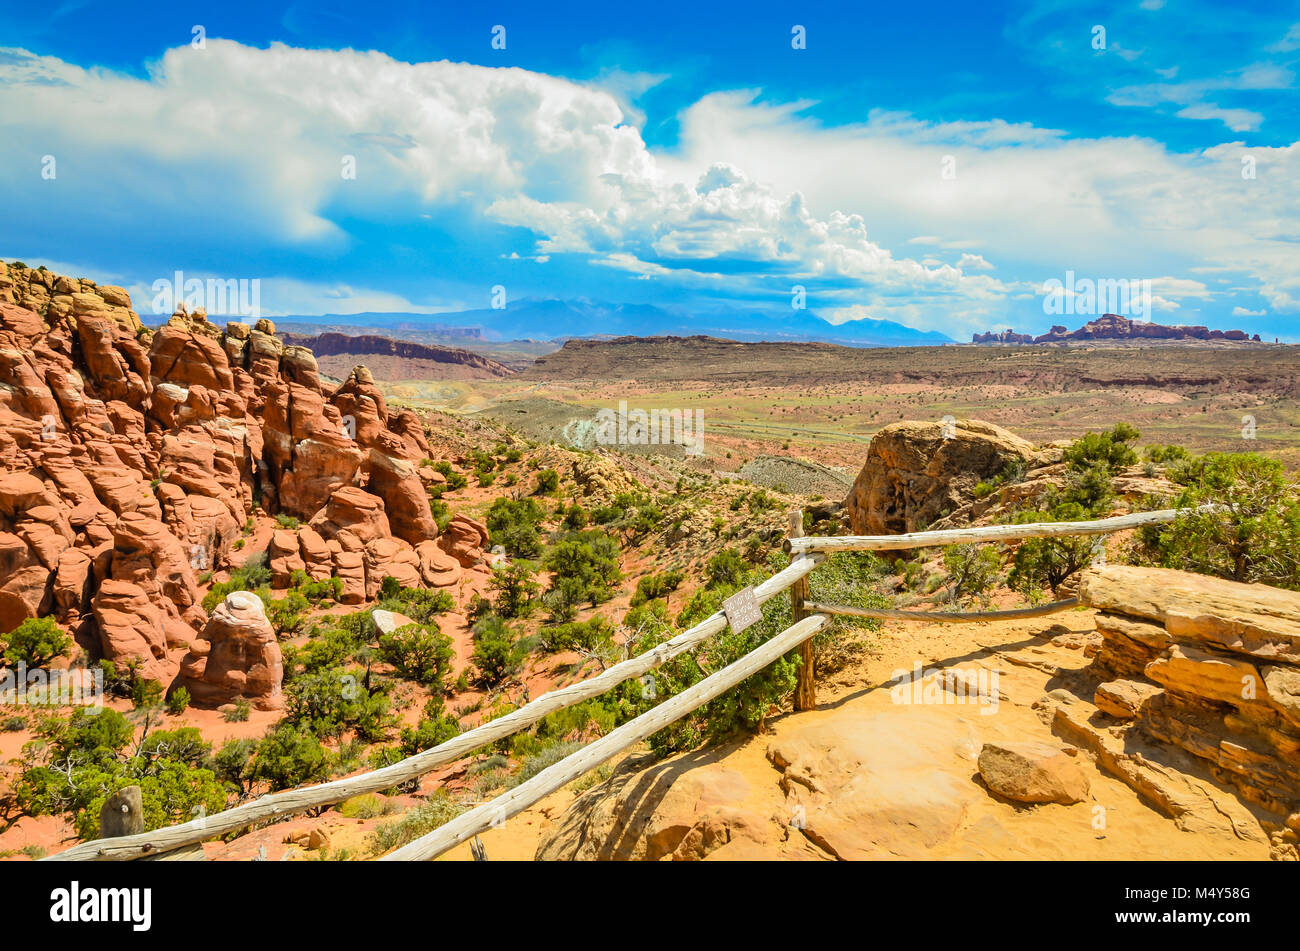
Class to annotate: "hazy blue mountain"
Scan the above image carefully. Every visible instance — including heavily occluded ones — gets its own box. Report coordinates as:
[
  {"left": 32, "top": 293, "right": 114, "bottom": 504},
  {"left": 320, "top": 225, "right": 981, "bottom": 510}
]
[{"left": 275, "top": 298, "right": 953, "bottom": 347}]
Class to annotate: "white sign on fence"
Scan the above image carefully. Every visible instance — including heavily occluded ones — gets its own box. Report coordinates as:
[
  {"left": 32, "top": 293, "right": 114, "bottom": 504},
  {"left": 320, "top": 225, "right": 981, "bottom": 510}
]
[{"left": 723, "top": 585, "right": 762, "bottom": 633}]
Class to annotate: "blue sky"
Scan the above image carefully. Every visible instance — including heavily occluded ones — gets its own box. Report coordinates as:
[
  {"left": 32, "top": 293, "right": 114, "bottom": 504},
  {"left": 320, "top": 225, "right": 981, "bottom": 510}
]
[{"left": 1, "top": 0, "right": 1298, "bottom": 340}]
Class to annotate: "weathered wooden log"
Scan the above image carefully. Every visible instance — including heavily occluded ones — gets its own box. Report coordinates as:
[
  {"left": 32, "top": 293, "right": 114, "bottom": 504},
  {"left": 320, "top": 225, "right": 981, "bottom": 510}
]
[
  {"left": 785, "top": 507, "right": 1208, "bottom": 555},
  {"left": 789, "top": 509, "right": 815, "bottom": 711}
]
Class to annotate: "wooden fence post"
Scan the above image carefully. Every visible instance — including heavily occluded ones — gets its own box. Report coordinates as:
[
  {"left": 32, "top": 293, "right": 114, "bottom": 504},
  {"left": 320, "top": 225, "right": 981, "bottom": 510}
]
[
  {"left": 790, "top": 509, "right": 816, "bottom": 711},
  {"left": 99, "top": 785, "right": 144, "bottom": 839}
]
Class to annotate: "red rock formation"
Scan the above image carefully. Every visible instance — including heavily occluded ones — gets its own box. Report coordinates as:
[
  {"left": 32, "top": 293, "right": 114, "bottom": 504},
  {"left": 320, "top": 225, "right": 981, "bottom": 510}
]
[
  {"left": 367, "top": 432, "right": 437, "bottom": 545},
  {"left": 179, "top": 590, "right": 284, "bottom": 710},
  {"left": 0, "top": 258, "right": 456, "bottom": 663},
  {"left": 438, "top": 513, "right": 489, "bottom": 567},
  {"left": 973, "top": 315, "right": 1263, "bottom": 345},
  {"left": 90, "top": 579, "right": 172, "bottom": 683}
]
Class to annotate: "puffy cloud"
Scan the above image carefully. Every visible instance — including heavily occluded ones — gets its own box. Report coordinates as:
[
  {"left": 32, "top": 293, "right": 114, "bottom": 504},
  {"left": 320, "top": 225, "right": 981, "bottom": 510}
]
[
  {"left": 660, "top": 91, "right": 1300, "bottom": 319},
  {"left": 0, "top": 38, "right": 1296, "bottom": 338}
]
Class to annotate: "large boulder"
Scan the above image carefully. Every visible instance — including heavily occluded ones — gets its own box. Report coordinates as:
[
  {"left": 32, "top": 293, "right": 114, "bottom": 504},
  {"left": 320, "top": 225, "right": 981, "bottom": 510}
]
[
  {"left": 309, "top": 485, "right": 391, "bottom": 546},
  {"left": 179, "top": 590, "right": 284, "bottom": 710},
  {"left": 844, "top": 419, "right": 1040, "bottom": 539},
  {"left": 268, "top": 529, "right": 306, "bottom": 587}
]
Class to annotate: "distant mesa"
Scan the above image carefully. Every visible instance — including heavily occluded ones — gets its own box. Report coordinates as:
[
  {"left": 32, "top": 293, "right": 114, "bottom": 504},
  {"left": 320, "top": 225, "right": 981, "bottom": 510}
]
[
  {"left": 973, "top": 314, "right": 1262, "bottom": 345},
  {"left": 278, "top": 331, "right": 512, "bottom": 378}
]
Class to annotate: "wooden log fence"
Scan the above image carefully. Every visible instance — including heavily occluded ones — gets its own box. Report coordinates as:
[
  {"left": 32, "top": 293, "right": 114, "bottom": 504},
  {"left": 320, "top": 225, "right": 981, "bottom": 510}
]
[
  {"left": 48, "top": 553, "right": 823, "bottom": 861},
  {"left": 786, "top": 506, "right": 1204, "bottom": 556},
  {"left": 46, "top": 501, "right": 1200, "bottom": 862},
  {"left": 382, "top": 613, "right": 830, "bottom": 861}
]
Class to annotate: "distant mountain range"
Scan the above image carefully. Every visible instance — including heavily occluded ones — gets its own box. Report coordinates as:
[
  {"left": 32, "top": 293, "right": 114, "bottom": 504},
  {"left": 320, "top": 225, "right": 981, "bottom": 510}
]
[{"left": 276, "top": 298, "right": 955, "bottom": 348}]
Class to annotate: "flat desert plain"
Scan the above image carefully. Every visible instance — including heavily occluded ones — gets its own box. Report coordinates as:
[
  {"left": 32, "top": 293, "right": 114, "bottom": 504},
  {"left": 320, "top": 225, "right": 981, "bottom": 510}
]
[{"left": 372, "top": 338, "right": 1300, "bottom": 471}]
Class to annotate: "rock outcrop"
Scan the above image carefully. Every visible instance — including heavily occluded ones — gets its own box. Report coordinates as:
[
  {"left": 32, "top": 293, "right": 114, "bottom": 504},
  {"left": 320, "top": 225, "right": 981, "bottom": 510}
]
[
  {"left": 0, "top": 259, "right": 449, "bottom": 675},
  {"left": 1076, "top": 565, "right": 1300, "bottom": 823},
  {"left": 438, "top": 513, "right": 489, "bottom": 567},
  {"left": 536, "top": 752, "right": 793, "bottom": 861},
  {"left": 844, "top": 419, "right": 1042, "bottom": 539},
  {"left": 974, "top": 315, "right": 1262, "bottom": 345}
]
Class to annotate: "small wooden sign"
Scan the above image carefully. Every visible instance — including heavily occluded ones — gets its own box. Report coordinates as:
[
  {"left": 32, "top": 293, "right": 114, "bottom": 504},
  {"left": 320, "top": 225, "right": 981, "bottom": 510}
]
[{"left": 723, "top": 585, "right": 762, "bottom": 633}]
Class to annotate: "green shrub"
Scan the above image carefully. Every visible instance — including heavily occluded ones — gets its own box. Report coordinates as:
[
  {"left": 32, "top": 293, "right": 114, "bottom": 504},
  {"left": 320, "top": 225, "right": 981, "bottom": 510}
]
[
  {"left": 290, "top": 571, "right": 344, "bottom": 603},
  {"left": 338, "top": 794, "right": 395, "bottom": 820},
  {"left": 212, "top": 738, "right": 257, "bottom": 794},
  {"left": 1144, "top": 443, "right": 1190, "bottom": 464},
  {"left": 202, "top": 552, "right": 273, "bottom": 612},
  {"left": 286, "top": 624, "right": 366, "bottom": 677},
  {"left": 368, "top": 790, "right": 464, "bottom": 854},
  {"left": 705, "top": 548, "right": 745, "bottom": 589},
  {"left": 541, "top": 616, "right": 615, "bottom": 654},
  {"left": 486, "top": 496, "right": 547, "bottom": 558},
  {"left": 630, "top": 569, "right": 685, "bottom": 606},
  {"left": 428, "top": 495, "right": 451, "bottom": 532},
  {"left": 166, "top": 686, "right": 191, "bottom": 715},
  {"left": 1136, "top": 452, "right": 1300, "bottom": 588},
  {"left": 1064, "top": 422, "right": 1140, "bottom": 473},
  {"left": 376, "top": 578, "right": 455, "bottom": 622},
  {"left": 487, "top": 561, "right": 540, "bottom": 619},
  {"left": 1007, "top": 504, "right": 1096, "bottom": 599},
  {"left": 397, "top": 698, "right": 461, "bottom": 756},
  {"left": 562, "top": 504, "right": 589, "bottom": 530},
  {"left": 9, "top": 709, "right": 228, "bottom": 840},
  {"left": 131, "top": 678, "right": 165, "bottom": 709},
  {"left": 224, "top": 698, "right": 252, "bottom": 722},
  {"left": 535, "top": 468, "right": 560, "bottom": 495},
  {"left": 285, "top": 667, "right": 395, "bottom": 741},
  {"left": 543, "top": 532, "right": 622, "bottom": 608},
  {"left": 265, "top": 591, "right": 310, "bottom": 636},
  {"left": 0, "top": 617, "right": 71, "bottom": 667},
  {"left": 470, "top": 615, "right": 523, "bottom": 687},
  {"left": 942, "top": 544, "right": 1002, "bottom": 606},
  {"left": 248, "top": 725, "right": 334, "bottom": 791},
  {"left": 377, "top": 622, "right": 453, "bottom": 690}
]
